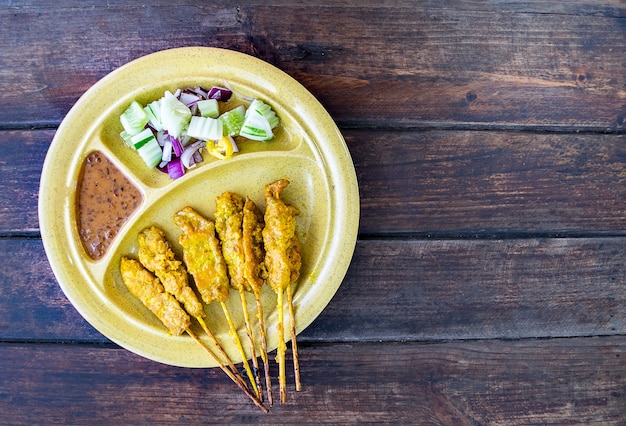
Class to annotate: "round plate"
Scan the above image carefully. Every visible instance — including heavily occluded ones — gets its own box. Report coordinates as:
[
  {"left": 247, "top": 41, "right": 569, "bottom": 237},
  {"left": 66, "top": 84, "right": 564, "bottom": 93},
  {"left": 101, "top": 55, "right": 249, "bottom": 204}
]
[{"left": 38, "top": 47, "right": 359, "bottom": 368}]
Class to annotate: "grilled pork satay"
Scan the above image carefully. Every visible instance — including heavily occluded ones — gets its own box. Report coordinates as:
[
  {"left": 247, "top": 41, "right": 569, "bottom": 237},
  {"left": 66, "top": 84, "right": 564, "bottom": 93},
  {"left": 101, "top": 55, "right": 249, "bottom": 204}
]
[
  {"left": 173, "top": 206, "right": 259, "bottom": 398},
  {"left": 262, "top": 179, "right": 302, "bottom": 403},
  {"left": 214, "top": 192, "right": 247, "bottom": 288},
  {"left": 121, "top": 256, "right": 191, "bottom": 336},
  {"left": 172, "top": 209, "right": 230, "bottom": 303},
  {"left": 242, "top": 197, "right": 273, "bottom": 405},
  {"left": 215, "top": 192, "right": 263, "bottom": 402},
  {"left": 137, "top": 226, "right": 239, "bottom": 377},
  {"left": 138, "top": 226, "right": 204, "bottom": 319},
  {"left": 119, "top": 257, "right": 267, "bottom": 413}
]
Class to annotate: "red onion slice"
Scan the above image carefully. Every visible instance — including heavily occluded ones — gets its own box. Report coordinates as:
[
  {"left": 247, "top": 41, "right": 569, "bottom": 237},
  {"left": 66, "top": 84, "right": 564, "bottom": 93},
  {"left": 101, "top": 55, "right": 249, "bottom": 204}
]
[
  {"left": 171, "top": 137, "right": 183, "bottom": 156},
  {"left": 167, "top": 157, "right": 185, "bottom": 179},
  {"left": 181, "top": 141, "right": 206, "bottom": 169},
  {"left": 207, "top": 86, "right": 233, "bottom": 102}
]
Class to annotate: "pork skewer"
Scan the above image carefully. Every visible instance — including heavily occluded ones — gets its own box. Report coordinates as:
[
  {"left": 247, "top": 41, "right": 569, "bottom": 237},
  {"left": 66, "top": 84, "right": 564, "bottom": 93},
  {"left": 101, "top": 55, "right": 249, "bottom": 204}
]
[
  {"left": 262, "top": 179, "right": 302, "bottom": 403},
  {"left": 173, "top": 206, "right": 260, "bottom": 398},
  {"left": 137, "top": 226, "right": 239, "bottom": 377},
  {"left": 242, "top": 197, "right": 273, "bottom": 405},
  {"left": 215, "top": 192, "right": 265, "bottom": 402},
  {"left": 119, "top": 257, "right": 268, "bottom": 413}
]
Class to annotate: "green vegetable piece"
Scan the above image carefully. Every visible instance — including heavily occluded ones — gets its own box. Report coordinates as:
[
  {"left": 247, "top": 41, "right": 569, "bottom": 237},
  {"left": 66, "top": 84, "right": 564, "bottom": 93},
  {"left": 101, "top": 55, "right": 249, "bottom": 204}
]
[
  {"left": 220, "top": 105, "right": 246, "bottom": 136},
  {"left": 197, "top": 99, "right": 220, "bottom": 118},
  {"left": 120, "top": 101, "right": 149, "bottom": 136},
  {"left": 240, "top": 109, "right": 273, "bottom": 141},
  {"left": 144, "top": 100, "right": 163, "bottom": 131},
  {"left": 129, "top": 128, "right": 156, "bottom": 150},
  {"left": 246, "top": 99, "right": 280, "bottom": 129},
  {"left": 160, "top": 91, "right": 191, "bottom": 139},
  {"left": 137, "top": 138, "right": 162, "bottom": 169},
  {"left": 120, "top": 130, "right": 134, "bottom": 148},
  {"left": 187, "top": 116, "right": 223, "bottom": 141}
]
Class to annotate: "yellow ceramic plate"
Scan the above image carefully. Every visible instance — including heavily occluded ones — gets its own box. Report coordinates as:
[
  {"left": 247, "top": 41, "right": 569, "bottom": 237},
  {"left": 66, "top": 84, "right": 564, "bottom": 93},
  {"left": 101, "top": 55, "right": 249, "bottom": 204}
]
[{"left": 39, "top": 47, "right": 359, "bottom": 368}]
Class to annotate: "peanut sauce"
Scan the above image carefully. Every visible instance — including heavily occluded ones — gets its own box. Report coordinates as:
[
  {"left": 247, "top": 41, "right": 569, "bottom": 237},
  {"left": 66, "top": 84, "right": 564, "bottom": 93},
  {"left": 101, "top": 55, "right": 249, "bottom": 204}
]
[{"left": 77, "top": 151, "right": 142, "bottom": 260}]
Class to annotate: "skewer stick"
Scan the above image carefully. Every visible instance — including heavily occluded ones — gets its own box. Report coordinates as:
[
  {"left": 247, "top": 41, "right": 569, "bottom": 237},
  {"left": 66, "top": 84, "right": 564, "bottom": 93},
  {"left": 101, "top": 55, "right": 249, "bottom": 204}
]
[
  {"left": 286, "top": 284, "right": 301, "bottom": 391},
  {"left": 119, "top": 258, "right": 266, "bottom": 412},
  {"left": 238, "top": 289, "right": 263, "bottom": 400},
  {"left": 220, "top": 301, "right": 260, "bottom": 398},
  {"left": 276, "top": 288, "right": 287, "bottom": 404},
  {"left": 254, "top": 290, "right": 273, "bottom": 406},
  {"left": 186, "top": 327, "right": 268, "bottom": 413},
  {"left": 196, "top": 316, "right": 239, "bottom": 376}
]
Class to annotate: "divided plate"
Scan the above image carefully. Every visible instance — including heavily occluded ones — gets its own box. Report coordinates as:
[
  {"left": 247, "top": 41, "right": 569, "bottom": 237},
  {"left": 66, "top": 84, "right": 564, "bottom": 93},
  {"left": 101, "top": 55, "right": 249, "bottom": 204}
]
[{"left": 39, "top": 47, "right": 359, "bottom": 368}]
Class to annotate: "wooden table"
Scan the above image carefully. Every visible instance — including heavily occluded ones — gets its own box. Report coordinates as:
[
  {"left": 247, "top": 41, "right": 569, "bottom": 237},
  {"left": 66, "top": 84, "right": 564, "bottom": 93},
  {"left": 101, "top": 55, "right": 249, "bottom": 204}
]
[{"left": 2, "top": 1, "right": 625, "bottom": 423}]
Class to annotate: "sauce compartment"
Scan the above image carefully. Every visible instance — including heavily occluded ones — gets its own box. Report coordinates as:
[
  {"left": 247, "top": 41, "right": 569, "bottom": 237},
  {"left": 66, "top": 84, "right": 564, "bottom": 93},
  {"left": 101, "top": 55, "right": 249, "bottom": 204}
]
[{"left": 76, "top": 151, "right": 143, "bottom": 260}]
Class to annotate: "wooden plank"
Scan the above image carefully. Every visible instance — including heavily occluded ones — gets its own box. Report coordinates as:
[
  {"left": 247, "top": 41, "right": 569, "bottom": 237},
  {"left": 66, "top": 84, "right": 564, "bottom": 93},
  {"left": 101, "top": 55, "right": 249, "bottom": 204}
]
[
  {"left": 0, "top": 238, "right": 103, "bottom": 342},
  {"left": 3, "top": 237, "right": 625, "bottom": 343},
  {"left": 307, "top": 238, "right": 626, "bottom": 341},
  {"left": 348, "top": 130, "right": 626, "bottom": 235},
  {"left": 13, "top": 129, "right": 626, "bottom": 235},
  {"left": 1, "top": 2, "right": 625, "bottom": 130},
  {"left": 0, "top": 130, "right": 53, "bottom": 235},
  {"left": 6, "top": 0, "right": 626, "bottom": 15},
  {"left": 0, "top": 337, "right": 623, "bottom": 423}
]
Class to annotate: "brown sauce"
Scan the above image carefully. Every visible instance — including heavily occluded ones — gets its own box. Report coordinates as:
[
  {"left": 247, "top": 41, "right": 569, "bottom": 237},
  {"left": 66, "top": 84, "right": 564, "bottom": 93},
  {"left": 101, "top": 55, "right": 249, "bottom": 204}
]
[{"left": 76, "top": 151, "right": 142, "bottom": 260}]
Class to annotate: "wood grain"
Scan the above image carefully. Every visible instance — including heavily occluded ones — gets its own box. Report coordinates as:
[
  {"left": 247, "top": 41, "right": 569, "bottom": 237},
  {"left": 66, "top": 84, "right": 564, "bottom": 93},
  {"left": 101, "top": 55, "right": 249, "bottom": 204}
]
[
  {"left": 3, "top": 237, "right": 624, "bottom": 343},
  {"left": 348, "top": 130, "right": 626, "bottom": 235},
  {"left": 0, "top": 338, "right": 623, "bottom": 424},
  {"left": 0, "top": 130, "right": 53, "bottom": 235},
  {"left": 1, "top": 2, "right": 625, "bottom": 130},
  {"left": 308, "top": 238, "right": 626, "bottom": 342}
]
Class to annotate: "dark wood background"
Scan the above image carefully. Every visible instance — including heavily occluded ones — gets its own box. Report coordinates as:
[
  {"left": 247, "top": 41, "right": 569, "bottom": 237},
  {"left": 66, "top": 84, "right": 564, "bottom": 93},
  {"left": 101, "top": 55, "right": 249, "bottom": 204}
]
[{"left": 1, "top": 1, "right": 625, "bottom": 423}]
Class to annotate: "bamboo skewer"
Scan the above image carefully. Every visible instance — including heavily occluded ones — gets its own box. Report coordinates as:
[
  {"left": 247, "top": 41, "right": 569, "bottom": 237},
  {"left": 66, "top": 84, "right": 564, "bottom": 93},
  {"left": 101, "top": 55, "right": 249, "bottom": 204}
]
[
  {"left": 220, "top": 301, "right": 260, "bottom": 398},
  {"left": 173, "top": 206, "right": 261, "bottom": 398},
  {"left": 253, "top": 288, "right": 273, "bottom": 406},
  {"left": 215, "top": 192, "right": 265, "bottom": 400},
  {"left": 186, "top": 327, "right": 268, "bottom": 413},
  {"left": 275, "top": 287, "right": 287, "bottom": 403},
  {"left": 242, "top": 196, "right": 273, "bottom": 405},
  {"left": 195, "top": 316, "right": 239, "bottom": 375},
  {"left": 262, "top": 179, "right": 302, "bottom": 404},
  {"left": 136, "top": 227, "right": 244, "bottom": 378},
  {"left": 119, "top": 257, "right": 267, "bottom": 412},
  {"left": 238, "top": 288, "right": 263, "bottom": 399},
  {"left": 125, "top": 178, "right": 307, "bottom": 410},
  {"left": 286, "top": 283, "right": 301, "bottom": 391},
  {"left": 119, "top": 176, "right": 309, "bottom": 412}
]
